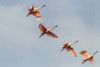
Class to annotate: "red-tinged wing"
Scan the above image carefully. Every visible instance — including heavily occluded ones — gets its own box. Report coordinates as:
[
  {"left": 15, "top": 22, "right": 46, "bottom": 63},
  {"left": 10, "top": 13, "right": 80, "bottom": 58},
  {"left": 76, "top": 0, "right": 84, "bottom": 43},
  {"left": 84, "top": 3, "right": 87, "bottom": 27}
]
[
  {"left": 39, "top": 24, "right": 47, "bottom": 32},
  {"left": 66, "top": 46, "right": 77, "bottom": 57},
  {"left": 31, "top": 11, "right": 41, "bottom": 20},
  {"left": 89, "top": 57, "right": 94, "bottom": 64},
  {"left": 34, "top": 11, "right": 41, "bottom": 21},
  {"left": 28, "top": 5, "right": 34, "bottom": 11},
  {"left": 46, "top": 32, "right": 58, "bottom": 38},
  {"left": 80, "top": 51, "right": 90, "bottom": 60}
]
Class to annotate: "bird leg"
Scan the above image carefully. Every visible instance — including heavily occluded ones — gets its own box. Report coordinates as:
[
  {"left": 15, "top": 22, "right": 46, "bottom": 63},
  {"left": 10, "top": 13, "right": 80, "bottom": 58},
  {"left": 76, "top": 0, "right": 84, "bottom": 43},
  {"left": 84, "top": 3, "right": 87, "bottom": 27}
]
[
  {"left": 26, "top": 15, "right": 29, "bottom": 17},
  {"left": 61, "top": 47, "right": 65, "bottom": 51},
  {"left": 82, "top": 61, "right": 85, "bottom": 64},
  {"left": 39, "top": 32, "right": 45, "bottom": 38},
  {"left": 82, "top": 60, "right": 87, "bottom": 64},
  {"left": 26, "top": 12, "right": 32, "bottom": 17}
]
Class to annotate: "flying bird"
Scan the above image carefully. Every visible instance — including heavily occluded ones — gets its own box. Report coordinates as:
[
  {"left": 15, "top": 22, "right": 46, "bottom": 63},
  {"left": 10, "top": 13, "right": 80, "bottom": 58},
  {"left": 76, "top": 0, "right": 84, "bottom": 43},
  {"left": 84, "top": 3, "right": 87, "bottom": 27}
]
[
  {"left": 61, "top": 41, "right": 79, "bottom": 57},
  {"left": 80, "top": 50, "right": 99, "bottom": 64},
  {"left": 39, "top": 24, "right": 58, "bottom": 38},
  {"left": 26, "top": 5, "right": 45, "bottom": 21}
]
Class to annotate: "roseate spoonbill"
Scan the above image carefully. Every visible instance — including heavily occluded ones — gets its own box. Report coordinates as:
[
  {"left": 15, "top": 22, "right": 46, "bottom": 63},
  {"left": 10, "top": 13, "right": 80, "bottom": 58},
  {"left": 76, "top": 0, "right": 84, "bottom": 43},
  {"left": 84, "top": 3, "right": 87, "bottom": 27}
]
[
  {"left": 26, "top": 5, "right": 45, "bottom": 21},
  {"left": 80, "top": 50, "right": 99, "bottom": 64},
  {"left": 61, "top": 41, "right": 79, "bottom": 57},
  {"left": 39, "top": 24, "right": 58, "bottom": 38}
]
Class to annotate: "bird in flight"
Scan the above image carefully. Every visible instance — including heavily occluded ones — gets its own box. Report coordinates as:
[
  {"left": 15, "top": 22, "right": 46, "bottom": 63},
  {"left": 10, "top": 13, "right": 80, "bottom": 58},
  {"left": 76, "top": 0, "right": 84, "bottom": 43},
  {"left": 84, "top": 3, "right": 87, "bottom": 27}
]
[
  {"left": 80, "top": 50, "right": 99, "bottom": 64},
  {"left": 61, "top": 41, "right": 79, "bottom": 57},
  {"left": 26, "top": 5, "right": 45, "bottom": 21},
  {"left": 39, "top": 24, "right": 58, "bottom": 38}
]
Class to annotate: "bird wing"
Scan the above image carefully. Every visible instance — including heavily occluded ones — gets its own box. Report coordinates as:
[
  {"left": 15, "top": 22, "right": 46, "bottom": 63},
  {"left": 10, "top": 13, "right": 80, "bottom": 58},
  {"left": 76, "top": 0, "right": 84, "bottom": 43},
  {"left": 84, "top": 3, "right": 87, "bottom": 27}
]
[
  {"left": 46, "top": 32, "right": 58, "bottom": 38},
  {"left": 89, "top": 57, "right": 94, "bottom": 64},
  {"left": 66, "top": 46, "right": 77, "bottom": 57},
  {"left": 28, "top": 5, "right": 34, "bottom": 11},
  {"left": 39, "top": 24, "right": 47, "bottom": 32},
  {"left": 80, "top": 51, "right": 90, "bottom": 60},
  {"left": 34, "top": 11, "right": 41, "bottom": 21}
]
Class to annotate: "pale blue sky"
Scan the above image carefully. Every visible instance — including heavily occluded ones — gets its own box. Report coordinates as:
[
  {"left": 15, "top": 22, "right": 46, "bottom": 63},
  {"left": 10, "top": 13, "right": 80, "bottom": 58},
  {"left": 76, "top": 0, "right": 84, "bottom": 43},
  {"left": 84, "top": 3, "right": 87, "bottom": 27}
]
[{"left": 0, "top": 0, "right": 100, "bottom": 67}]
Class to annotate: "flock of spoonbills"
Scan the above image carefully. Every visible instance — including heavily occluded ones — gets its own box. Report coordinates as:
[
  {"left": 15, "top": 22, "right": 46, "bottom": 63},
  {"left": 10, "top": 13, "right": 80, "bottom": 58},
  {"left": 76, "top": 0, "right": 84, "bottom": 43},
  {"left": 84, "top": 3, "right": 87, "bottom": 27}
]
[{"left": 26, "top": 5, "right": 99, "bottom": 64}]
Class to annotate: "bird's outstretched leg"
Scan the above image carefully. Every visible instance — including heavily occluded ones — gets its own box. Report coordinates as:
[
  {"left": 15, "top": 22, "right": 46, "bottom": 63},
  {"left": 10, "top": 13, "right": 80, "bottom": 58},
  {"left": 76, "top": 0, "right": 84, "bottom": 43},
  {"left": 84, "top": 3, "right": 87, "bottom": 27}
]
[
  {"left": 82, "top": 61, "right": 85, "bottom": 64},
  {"left": 61, "top": 48, "right": 65, "bottom": 51},
  {"left": 26, "top": 12, "right": 32, "bottom": 17},
  {"left": 82, "top": 60, "right": 87, "bottom": 64},
  {"left": 39, "top": 32, "right": 45, "bottom": 38}
]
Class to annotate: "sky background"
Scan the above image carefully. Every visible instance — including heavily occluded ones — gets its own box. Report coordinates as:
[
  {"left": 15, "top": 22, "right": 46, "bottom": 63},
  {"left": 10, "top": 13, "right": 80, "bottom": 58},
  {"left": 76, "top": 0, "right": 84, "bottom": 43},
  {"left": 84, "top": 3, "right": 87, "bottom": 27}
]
[{"left": 0, "top": 0, "right": 100, "bottom": 67}]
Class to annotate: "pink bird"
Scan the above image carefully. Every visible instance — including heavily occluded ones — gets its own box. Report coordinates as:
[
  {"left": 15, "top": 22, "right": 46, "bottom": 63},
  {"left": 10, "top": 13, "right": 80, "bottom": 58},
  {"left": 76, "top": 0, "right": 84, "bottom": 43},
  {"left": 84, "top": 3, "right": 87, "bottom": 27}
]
[
  {"left": 80, "top": 50, "right": 99, "bottom": 64},
  {"left": 26, "top": 5, "right": 45, "bottom": 21},
  {"left": 61, "top": 41, "right": 79, "bottom": 57},
  {"left": 39, "top": 24, "right": 58, "bottom": 38}
]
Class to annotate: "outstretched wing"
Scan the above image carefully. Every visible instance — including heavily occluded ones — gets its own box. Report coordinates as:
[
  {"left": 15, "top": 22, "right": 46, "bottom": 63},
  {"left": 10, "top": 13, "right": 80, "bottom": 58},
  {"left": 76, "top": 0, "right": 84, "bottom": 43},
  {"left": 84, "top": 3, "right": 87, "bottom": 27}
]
[
  {"left": 34, "top": 11, "right": 41, "bottom": 21},
  {"left": 80, "top": 51, "right": 90, "bottom": 60},
  {"left": 39, "top": 24, "right": 47, "bottom": 32},
  {"left": 89, "top": 57, "right": 94, "bottom": 64},
  {"left": 66, "top": 46, "right": 77, "bottom": 57},
  {"left": 46, "top": 32, "right": 58, "bottom": 38},
  {"left": 28, "top": 5, "right": 34, "bottom": 11}
]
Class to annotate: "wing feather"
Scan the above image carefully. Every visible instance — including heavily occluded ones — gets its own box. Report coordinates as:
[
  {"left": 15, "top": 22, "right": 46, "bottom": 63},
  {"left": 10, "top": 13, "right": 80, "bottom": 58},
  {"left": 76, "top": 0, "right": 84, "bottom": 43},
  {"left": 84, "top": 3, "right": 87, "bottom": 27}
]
[
  {"left": 80, "top": 51, "right": 90, "bottom": 60},
  {"left": 89, "top": 57, "right": 94, "bottom": 64},
  {"left": 34, "top": 11, "right": 41, "bottom": 21},
  {"left": 66, "top": 46, "right": 77, "bottom": 57},
  {"left": 39, "top": 24, "right": 46, "bottom": 32},
  {"left": 28, "top": 5, "right": 34, "bottom": 11},
  {"left": 46, "top": 32, "right": 58, "bottom": 38}
]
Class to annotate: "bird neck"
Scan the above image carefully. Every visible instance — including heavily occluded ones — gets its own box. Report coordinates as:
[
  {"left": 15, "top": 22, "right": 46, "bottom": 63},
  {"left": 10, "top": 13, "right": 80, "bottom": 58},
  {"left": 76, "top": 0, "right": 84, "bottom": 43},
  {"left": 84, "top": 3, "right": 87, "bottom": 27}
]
[
  {"left": 49, "top": 26, "right": 57, "bottom": 31},
  {"left": 70, "top": 40, "right": 79, "bottom": 45},
  {"left": 92, "top": 51, "right": 98, "bottom": 56},
  {"left": 36, "top": 5, "right": 45, "bottom": 10}
]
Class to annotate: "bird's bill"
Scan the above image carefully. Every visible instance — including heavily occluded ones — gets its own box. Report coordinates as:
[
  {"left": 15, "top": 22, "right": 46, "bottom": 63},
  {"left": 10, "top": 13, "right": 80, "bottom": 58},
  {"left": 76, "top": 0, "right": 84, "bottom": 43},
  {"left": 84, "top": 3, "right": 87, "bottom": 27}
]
[
  {"left": 76, "top": 40, "right": 79, "bottom": 42},
  {"left": 42, "top": 5, "right": 46, "bottom": 7},
  {"left": 55, "top": 25, "right": 58, "bottom": 27},
  {"left": 93, "top": 50, "right": 99, "bottom": 56},
  {"left": 95, "top": 50, "right": 99, "bottom": 53}
]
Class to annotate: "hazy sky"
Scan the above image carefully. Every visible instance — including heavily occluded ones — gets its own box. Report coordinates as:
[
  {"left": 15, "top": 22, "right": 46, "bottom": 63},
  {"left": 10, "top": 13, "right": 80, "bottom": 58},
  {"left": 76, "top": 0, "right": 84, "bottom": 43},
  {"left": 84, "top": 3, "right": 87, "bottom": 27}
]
[{"left": 0, "top": 0, "right": 100, "bottom": 67}]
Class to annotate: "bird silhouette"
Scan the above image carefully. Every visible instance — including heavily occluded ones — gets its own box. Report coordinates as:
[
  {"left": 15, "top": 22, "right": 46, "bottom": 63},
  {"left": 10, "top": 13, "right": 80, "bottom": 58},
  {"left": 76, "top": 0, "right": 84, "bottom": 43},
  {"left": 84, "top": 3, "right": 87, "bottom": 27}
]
[
  {"left": 26, "top": 5, "right": 45, "bottom": 21},
  {"left": 39, "top": 24, "right": 58, "bottom": 38},
  {"left": 61, "top": 41, "right": 79, "bottom": 57},
  {"left": 80, "top": 50, "right": 99, "bottom": 64}
]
